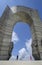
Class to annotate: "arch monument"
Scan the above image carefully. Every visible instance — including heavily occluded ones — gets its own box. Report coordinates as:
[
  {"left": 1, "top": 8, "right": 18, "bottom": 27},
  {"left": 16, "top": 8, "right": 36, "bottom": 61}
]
[{"left": 0, "top": 6, "right": 42, "bottom": 60}]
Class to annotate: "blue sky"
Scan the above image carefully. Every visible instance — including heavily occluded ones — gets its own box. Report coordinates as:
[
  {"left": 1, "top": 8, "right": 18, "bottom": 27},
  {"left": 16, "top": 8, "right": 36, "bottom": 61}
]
[
  {"left": 12, "top": 22, "right": 32, "bottom": 56},
  {"left": 0, "top": 0, "right": 42, "bottom": 60}
]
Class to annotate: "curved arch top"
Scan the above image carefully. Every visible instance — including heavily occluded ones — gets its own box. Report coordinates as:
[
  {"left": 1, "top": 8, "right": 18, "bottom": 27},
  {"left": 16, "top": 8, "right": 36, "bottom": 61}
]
[{"left": 10, "top": 6, "right": 34, "bottom": 26}]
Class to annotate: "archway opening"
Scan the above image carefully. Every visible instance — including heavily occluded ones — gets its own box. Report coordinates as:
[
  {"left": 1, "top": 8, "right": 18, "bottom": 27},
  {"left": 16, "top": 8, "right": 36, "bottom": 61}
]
[{"left": 10, "top": 22, "right": 34, "bottom": 60}]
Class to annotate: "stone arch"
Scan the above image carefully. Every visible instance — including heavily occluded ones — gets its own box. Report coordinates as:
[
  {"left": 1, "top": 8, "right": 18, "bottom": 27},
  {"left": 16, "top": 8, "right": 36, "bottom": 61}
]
[{"left": 0, "top": 6, "right": 42, "bottom": 60}]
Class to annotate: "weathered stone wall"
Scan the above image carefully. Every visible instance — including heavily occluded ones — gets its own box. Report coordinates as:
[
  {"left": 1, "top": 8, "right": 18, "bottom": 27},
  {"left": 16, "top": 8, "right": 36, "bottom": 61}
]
[
  {"left": 0, "top": 6, "right": 42, "bottom": 60},
  {"left": 0, "top": 6, "right": 13, "bottom": 60}
]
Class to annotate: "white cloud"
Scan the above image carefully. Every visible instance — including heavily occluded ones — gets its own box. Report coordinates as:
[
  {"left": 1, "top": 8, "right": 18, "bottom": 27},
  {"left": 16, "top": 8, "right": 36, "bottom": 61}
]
[
  {"left": 11, "top": 31, "right": 19, "bottom": 44},
  {"left": 25, "top": 38, "right": 32, "bottom": 55},
  {"left": 10, "top": 38, "right": 34, "bottom": 60},
  {"left": 18, "top": 38, "right": 34, "bottom": 60},
  {"left": 18, "top": 47, "right": 34, "bottom": 60},
  {"left": 9, "top": 56, "right": 16, "bottom": 60},
  {"left": 25, "top": 38, "right": 32, "bottom": 47},
  {"left": 18, "top": 48, "right": 27, "bottom": 60}
]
